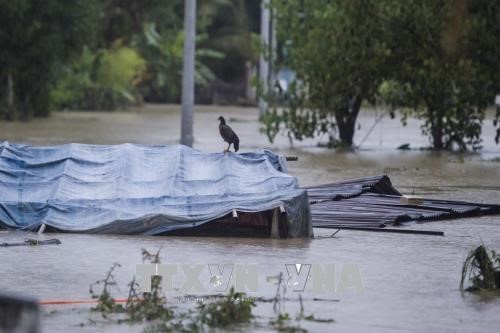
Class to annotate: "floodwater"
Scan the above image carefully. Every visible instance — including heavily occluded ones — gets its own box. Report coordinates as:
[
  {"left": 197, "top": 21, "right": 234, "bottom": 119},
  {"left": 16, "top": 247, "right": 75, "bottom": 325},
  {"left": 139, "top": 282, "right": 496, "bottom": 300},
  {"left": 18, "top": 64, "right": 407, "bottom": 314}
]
[{"left": 1, "top": 105, "right": 500, "bottom": 332}]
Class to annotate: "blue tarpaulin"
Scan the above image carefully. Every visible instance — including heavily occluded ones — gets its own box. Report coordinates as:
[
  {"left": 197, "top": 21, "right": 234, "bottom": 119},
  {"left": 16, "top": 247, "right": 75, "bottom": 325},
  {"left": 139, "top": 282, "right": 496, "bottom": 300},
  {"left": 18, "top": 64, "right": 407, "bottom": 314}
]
[{"left": 0, "top": 142, "right": 312, "bottom": 236}]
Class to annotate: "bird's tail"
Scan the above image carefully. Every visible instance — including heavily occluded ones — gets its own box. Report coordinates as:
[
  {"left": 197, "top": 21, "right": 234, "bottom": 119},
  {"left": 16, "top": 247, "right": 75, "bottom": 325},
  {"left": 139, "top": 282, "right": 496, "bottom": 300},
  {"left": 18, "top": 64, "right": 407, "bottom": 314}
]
[{"left": 234, "top": 138, "right": 239, "bottom": 152}]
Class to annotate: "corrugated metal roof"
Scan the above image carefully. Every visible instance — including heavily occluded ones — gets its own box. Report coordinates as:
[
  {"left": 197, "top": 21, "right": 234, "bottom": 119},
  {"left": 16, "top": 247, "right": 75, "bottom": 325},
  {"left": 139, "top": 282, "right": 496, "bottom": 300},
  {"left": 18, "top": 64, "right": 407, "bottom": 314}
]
[{"left": 307, "top": 175, "right": 500, "bottom": 229}]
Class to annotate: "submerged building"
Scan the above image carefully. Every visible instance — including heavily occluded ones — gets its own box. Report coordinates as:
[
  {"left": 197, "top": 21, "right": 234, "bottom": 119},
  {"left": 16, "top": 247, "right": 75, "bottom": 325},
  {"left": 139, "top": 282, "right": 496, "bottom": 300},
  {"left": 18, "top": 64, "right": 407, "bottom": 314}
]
[{"left": 0, "top": 142, "right": 312, "bottom": 238}]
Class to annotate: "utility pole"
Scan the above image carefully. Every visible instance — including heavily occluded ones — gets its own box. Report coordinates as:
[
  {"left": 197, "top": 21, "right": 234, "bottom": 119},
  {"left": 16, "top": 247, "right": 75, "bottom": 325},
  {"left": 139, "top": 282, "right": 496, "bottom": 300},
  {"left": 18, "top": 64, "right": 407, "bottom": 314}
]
[
  {"left": 259, "top": 0, "right": 270, "bottom": 116},
  {"left": 181, "top": 0, "right": 196, "bottom": 147}
]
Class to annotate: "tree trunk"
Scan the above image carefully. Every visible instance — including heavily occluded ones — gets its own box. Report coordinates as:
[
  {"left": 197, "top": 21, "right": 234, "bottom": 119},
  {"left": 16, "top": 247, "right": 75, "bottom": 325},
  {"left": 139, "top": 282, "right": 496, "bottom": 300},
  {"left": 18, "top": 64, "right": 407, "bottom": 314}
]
[
  {"left": 335, "top": 96, "right": 362, "bottom": 146},
  {"left": 431, "top": 108, "right": 444, "bottom": 149},
  {"left": 6, "top": 72, "right": 17, "bottom": 120},
  {"left": 7, "top": 73, "right": 13, "bottom": 107},
  {"left": 20, "top": 94, "right": 32, "bottom": 121}
]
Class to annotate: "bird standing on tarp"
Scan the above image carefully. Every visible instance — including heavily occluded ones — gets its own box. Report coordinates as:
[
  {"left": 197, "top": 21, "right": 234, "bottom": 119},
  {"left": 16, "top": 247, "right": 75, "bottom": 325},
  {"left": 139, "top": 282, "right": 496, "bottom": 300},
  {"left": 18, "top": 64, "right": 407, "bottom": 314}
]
[{"left": 218, "top": 116, "right": 239, "bottom": 152}]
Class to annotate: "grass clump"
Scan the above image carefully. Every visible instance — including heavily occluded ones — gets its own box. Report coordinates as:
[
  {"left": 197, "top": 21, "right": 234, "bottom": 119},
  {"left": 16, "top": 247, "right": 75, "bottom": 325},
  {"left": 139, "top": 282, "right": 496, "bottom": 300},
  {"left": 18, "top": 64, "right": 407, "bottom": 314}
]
[
  {"left": 89, "top": 249, "right": 257, "bottom": 332},
  {"left": 89, "top": 252, "right": 336, "bottom": 332},
  {"left": 125, "top": 249, "right": 173, "bottom": 323},
  {"left": 89, "top": 249, "right": 173, "bottom": 325},
  {"left": 270, "top": 312, "right": 307, "bottom": 333},
  {"left": 198, "top": 287, "right": 255, "bottom": 328},
  {"left": 89, "top": 262, "right": 124, "bottom": 316},
  {"left": 268, "top": 274, "right": 334, "bottom": 332},
  {"left": 460, "top": 245, "right": 500, "bottom": 293}
]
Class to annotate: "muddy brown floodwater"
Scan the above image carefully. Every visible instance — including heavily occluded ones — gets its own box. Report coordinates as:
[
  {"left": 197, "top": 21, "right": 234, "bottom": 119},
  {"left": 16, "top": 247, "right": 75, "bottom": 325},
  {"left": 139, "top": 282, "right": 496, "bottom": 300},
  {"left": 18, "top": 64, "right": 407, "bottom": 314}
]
[{"left": 1, "top": 105, "right": 500, "bottom": 332}]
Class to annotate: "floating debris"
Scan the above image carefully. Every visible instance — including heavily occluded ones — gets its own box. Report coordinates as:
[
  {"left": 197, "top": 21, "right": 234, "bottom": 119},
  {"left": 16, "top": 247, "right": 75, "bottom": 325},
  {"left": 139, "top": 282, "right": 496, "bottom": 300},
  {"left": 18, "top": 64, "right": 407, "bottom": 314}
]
[
  {"left": 0, "top": 239, "right": 61, "bottom": 247},
  {"left": 397, "top": 143, "right": 411, "bottom": 150}
]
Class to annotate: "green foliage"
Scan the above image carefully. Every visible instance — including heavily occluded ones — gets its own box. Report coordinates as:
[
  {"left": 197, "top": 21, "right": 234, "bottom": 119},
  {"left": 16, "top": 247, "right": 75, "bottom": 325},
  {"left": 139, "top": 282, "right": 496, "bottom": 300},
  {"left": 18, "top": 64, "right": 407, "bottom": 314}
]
[
  {"left": 198, "top": 0, "right": 260, "bottom": 84},
  {"left": 384, "top": 0, "right": 500, "bottom": 150},
  {"left": 270, "top": 312, "right": 306, "bottom": 333},
  {"left": 261, "top": 0, "right": 391, "bottom": 147},
  {"left": 51, "top": 45, "right": 145, "bottom": 110},
  {"left": 101, "top": 0, "right": 183, "bottom": 45},
  {"left": 125, "top": 249, "right": 173, "bottom": 323},
  {"left": 89, "top": 263, "right": 125, "bottom": 316},
  {"left": 0, "top": 0, "right": 100, "bottom": 118},
  {"left": 136, "top": 23, "right": 224, "bottom": 102},
  {"left": 89, "top": 253, "right": 338, "bottom": 332},
  {"left": 262, "top": 0, "right": 500, "bottom": 150},
  {"left": 49, "top": 47, "right": 95, "bottom": 110},
  {"left": 89, "top": 250, "right": 257, "bottom": 332},
  {"left": 198, "top": 287, "right": 255, "bottom": 328},
  {"left": 268, "top": 274, "right": 334, "bottom": 333},
  {"left": 98, "top": 47, "right": 145, "bottom": 93},
  {"left": 260, "top": 82, "right": 322, "bottom": 145},
  {"left": 1, "top": 0, "right": 252, "bottom": 115},
  {"left": 89, "top": 249, "right": 175, "bottom": 327},
  {"left": 1, "top": 1, "right": 259, "bottom": 114},
  {"left": 460, "top": 245, "right": 500, "bottom": 293}
]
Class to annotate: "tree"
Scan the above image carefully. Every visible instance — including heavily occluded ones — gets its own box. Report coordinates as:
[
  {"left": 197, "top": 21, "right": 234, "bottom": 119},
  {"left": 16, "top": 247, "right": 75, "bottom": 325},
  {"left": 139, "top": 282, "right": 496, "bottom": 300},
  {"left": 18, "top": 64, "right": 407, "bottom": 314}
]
[
  {"left": 385, "top": 0, "right": 500, "bottom": 150},
  {"left": 103, "top": 0, "right": 246, "bottom": 104},
  {"left": 260, "top": 0, "right": 391, "bottom": 147},
  {"left": 51, "top": 45, "right": 146, "bottom": 111},
  {"left": 200, "top": 0, "right": 260, "bottom": 85},
  {"left": 101, "top": 0, "right": 183, "bottom": 47},
  {"left": 0, "top": 0, "right": 100, "bottom": 119}
]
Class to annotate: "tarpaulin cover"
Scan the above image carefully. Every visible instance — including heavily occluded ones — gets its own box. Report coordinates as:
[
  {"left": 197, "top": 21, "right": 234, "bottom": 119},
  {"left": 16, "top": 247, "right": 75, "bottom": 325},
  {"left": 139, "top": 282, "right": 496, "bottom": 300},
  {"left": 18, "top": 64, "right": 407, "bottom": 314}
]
[{"left": 0, "top": 142, "right": 312, "bottom": 237}]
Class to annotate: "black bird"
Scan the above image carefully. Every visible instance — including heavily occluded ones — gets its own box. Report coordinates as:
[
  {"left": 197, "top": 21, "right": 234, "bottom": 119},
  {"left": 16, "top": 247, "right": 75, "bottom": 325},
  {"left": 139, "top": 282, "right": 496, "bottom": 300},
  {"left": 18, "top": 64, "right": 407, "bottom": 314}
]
[{"left": 218, "top": 116, "right": 239, "bottom": 152}]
